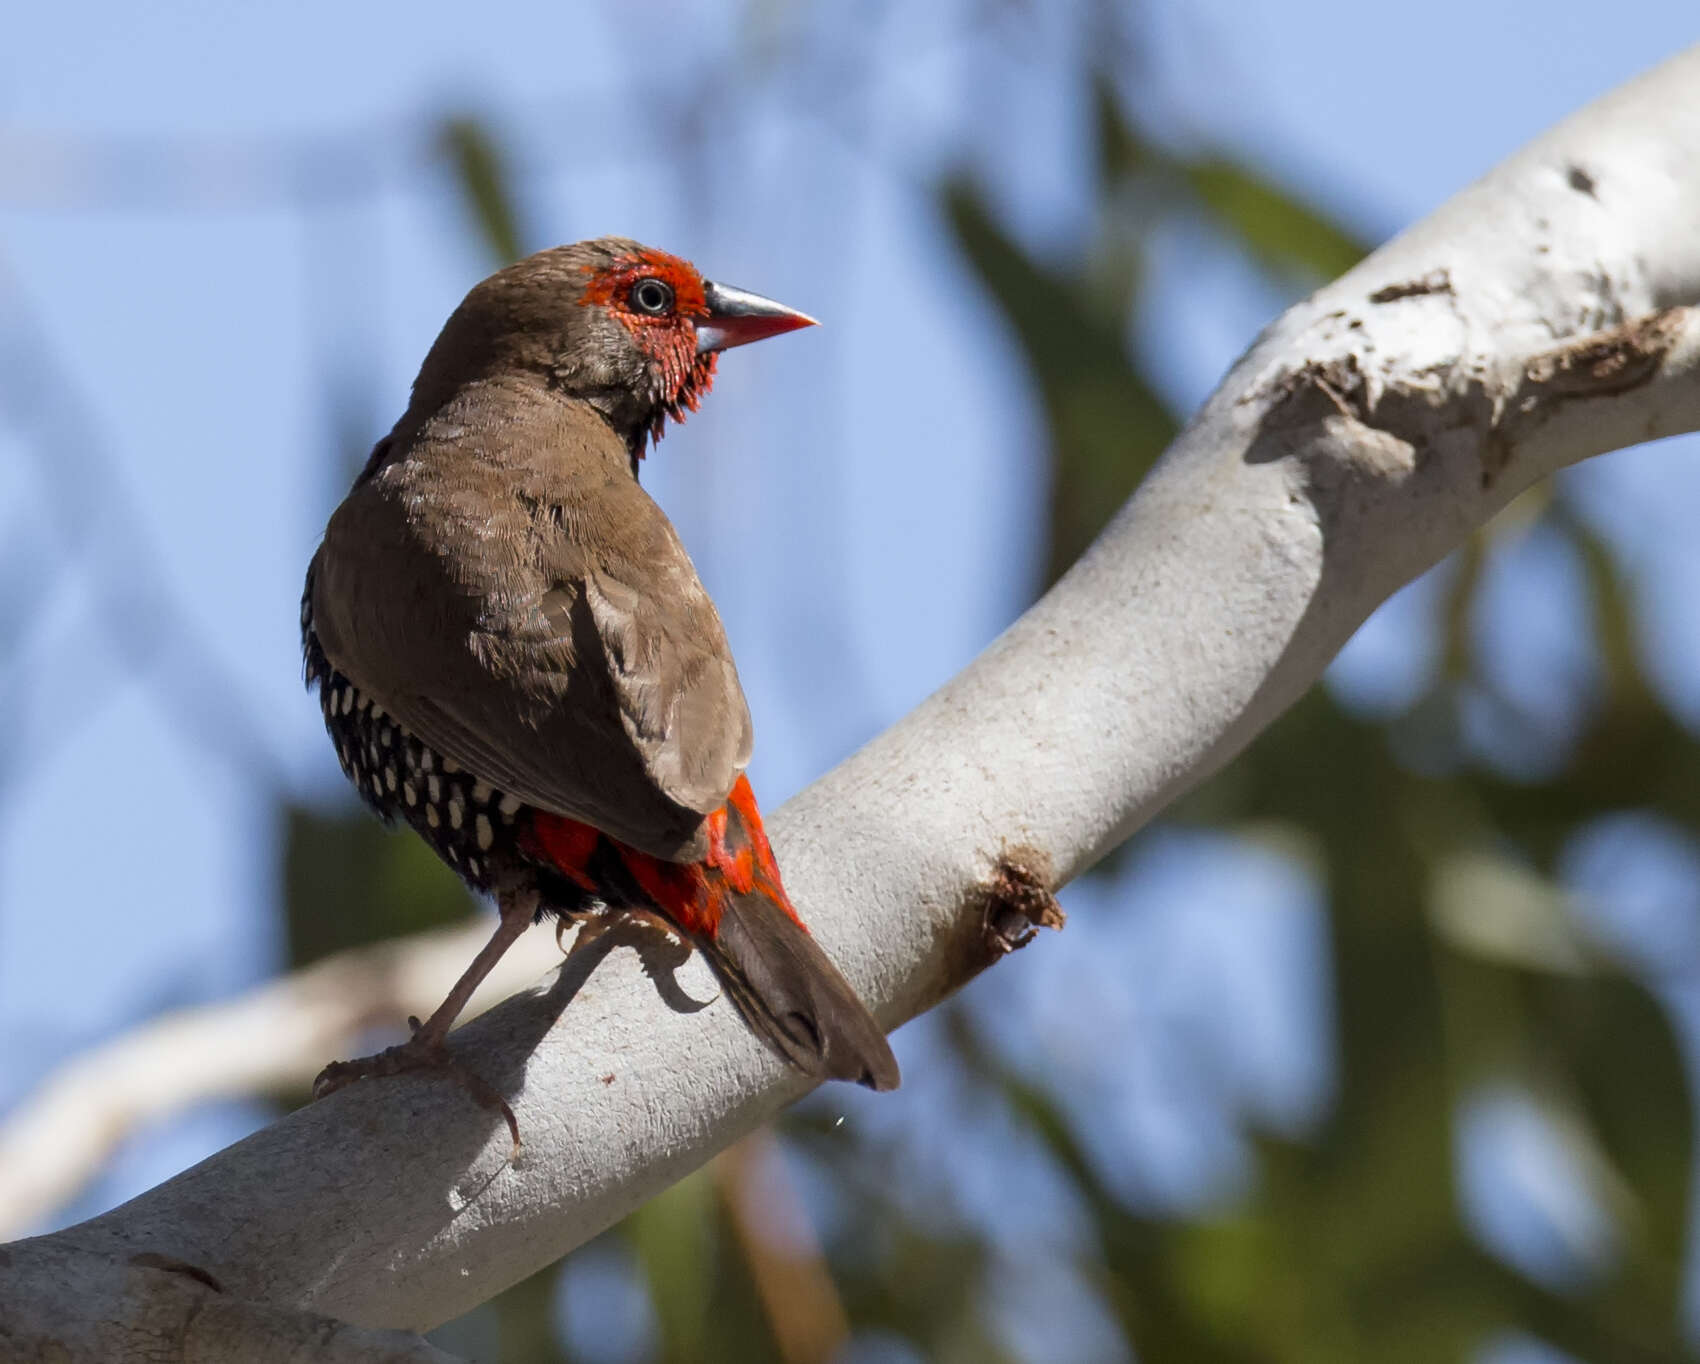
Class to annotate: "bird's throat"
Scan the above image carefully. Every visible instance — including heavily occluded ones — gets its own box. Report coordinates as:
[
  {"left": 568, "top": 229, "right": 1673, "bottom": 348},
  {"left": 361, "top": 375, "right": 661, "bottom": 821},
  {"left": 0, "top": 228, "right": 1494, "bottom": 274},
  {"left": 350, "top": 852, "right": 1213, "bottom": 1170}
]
[{"left": 635, "top": 343, "right": 718, "bottom": 461}]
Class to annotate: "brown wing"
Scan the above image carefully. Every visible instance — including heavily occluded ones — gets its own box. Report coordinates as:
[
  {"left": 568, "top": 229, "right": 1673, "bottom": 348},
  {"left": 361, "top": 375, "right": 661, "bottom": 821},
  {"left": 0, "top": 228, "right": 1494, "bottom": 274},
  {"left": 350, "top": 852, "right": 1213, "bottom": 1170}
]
[{"left": 309, "top": 381, "right": 752, "bottom": 861}]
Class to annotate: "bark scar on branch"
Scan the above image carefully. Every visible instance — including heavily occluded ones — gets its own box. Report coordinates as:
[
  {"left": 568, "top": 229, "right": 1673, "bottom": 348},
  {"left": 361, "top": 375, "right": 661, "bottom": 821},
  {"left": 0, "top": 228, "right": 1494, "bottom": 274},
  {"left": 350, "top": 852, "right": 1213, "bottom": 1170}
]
[
  {"left": 1516, "top": 307, "right": 1687, "bottom": 400},
  {"left": 974, "top": 848, "right": 1065, "bottom": 959},
  {"left": 1494, "top": 306, "right": 1692, "bottom": 482},
  {"left": 129, "top": 1251, "right": 225, "bottom": 1294},
  {"left": 1368, "top": 268, "right": 1454, "bottom": 304},
  {"left": 936, "top": 847, "right": 1064, "bottom": 995},
  {"left": 1248, "top": 307, "right": 1691, "bottom": 492}
]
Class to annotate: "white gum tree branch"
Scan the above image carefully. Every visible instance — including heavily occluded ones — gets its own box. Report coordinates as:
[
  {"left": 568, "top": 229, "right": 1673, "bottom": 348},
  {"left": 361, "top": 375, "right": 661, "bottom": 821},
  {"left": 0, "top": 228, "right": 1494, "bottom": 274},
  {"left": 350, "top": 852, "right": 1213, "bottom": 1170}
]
[
  {"left": 6, "top": 46, "right": 1700, "bottom": 1361},
  {"left": 0, "top": 919, "right": 570, "bottom": 1241}
]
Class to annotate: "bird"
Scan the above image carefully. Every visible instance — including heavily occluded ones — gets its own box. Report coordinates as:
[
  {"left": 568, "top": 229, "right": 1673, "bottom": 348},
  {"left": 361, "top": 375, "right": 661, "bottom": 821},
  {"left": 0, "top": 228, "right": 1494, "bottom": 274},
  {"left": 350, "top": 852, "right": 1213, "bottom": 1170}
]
[{"left": 301, "top": 237, "right": 900, "bottom": 1120}]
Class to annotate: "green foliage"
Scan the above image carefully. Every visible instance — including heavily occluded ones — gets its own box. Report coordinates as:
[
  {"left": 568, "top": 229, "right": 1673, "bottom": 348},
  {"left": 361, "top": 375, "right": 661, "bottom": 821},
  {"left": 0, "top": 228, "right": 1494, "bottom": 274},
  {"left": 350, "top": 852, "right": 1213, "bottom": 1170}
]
[
  {"left": 439, "top": 115, "right": 530, "bottom": 267},
  {"left": 924, "top": 72, "right": 1694, "bottom": 1356},
  {"left": 945, "top": 178, "right": 1176, "bottom": 589},
  {"left": 626, "top": 1172, "right": 761, "bottom": 1364},
  {"left": 941, "top": 84, "right": 1373, "bottom": 596},
  {"left": 281, "top": 802, "right": 474, "bottom": 969},
  {"left": 1183, "top": 159, "right": 1370, "bottom": 286}
]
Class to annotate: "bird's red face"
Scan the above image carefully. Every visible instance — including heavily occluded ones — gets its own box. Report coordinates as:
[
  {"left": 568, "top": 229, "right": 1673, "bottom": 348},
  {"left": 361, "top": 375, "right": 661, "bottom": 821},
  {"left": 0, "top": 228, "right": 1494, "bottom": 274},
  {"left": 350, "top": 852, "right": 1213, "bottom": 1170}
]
[{"left": 579, "top": 247, "right": 816, "bottom": 454}]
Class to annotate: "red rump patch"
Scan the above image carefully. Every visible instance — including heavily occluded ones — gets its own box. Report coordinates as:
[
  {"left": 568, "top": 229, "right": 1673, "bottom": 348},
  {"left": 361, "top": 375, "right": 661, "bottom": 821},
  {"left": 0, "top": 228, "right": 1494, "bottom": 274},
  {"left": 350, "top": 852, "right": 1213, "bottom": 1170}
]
[
  {"left": 522, "top": 817, "right": 600, "bottom": 893},
  {"left": 523, "top": 775, "right": 807, "bottom": 940}
]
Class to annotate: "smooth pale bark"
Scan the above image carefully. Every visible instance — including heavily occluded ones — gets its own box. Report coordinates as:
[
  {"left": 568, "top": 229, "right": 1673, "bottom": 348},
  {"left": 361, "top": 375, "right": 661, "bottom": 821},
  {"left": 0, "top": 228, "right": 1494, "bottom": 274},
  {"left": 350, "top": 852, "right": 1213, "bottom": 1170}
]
[
  {"left": 6, "top": 45, "right": 1700, "bottom": 1361},
  {"left": 0, "top": 919, "right": 568, "bottom": 1240}
]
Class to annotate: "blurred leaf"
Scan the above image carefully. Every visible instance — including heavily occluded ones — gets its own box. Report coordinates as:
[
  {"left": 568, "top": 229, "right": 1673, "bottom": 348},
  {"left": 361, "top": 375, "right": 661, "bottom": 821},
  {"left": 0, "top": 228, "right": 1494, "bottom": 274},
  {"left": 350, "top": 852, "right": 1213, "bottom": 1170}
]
[
  {"left": 1092, "top": 72, "right": 1149, "bottom": 188},
  {"left": 782, "top": 1106, "right": 1023, "bottom": 1364},
  {"left": 1537, "top": 969, "right": 1693, "bottom": 1310},
  {"left": 489, "top": 1262, "right": 574, "bottom": 1363},
  {"left": 944, "top": 179, "right": 1176, "bottom": 587},
  {"left": 1430, "top": 849, "right": 1590, "bottom": 974},
  {"left": 627, "top": 1170, "right": 719, "bottom": 1362},
  {"left": 1555, "top": 500, "right": 1655, "bottom": 718},
  {"left": 1435, "top": 489, "right": 1550, "bottom": 694},
  {"left": 1182, "top": 158, "right": 1370, "bottom": 284},
  {"left": 713, "top": 1135, "right": 849, "bottom": 1364},
  {"left": 440, "top": 116, "right": 529, "bottom": 266},
  {"left": 281, "top": 801, "right": 473, "bottom": 969},
  {"left": 1158, "top": 682, "right": 1693, "bottom": 1361},
  {"left": 1467, "top": 508, "right": 1700, "bottom": 857},
  {"left": 626, "top": 1167, "right": 785, "bottom": 1364},
  {"left": 427, "top": 1260, "right": 575, "bottom": 1363}
]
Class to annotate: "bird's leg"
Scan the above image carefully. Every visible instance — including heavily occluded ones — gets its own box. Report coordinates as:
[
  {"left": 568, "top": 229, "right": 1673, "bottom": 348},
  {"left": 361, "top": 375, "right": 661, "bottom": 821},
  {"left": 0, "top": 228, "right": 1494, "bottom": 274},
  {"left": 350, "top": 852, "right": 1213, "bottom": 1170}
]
[
  {"left": 312, "top": 887, "right": 539, "bottom": 1150},
  {"left": 409, "top": 887, "right": 539, "bottom": 1049}
]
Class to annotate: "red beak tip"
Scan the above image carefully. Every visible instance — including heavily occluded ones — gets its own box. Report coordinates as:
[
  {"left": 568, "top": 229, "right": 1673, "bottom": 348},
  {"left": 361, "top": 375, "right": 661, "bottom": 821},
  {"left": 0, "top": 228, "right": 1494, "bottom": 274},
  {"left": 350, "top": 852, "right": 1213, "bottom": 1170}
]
[{"left": 697, "top": 280, "right": 820, "bottom": 353}]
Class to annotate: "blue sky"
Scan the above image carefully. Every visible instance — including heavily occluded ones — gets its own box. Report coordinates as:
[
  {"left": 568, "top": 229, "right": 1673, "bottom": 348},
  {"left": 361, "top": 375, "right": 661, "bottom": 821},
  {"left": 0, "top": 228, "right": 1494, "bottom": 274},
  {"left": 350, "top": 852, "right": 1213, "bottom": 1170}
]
[{"left": 3, "top": 2, "right": 1699, "bottom": 1356}]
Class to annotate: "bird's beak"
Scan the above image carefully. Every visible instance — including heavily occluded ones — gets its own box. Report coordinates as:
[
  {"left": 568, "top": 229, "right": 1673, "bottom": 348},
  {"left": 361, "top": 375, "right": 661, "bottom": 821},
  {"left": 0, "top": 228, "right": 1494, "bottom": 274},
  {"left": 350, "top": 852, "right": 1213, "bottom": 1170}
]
[{"left": 695, "top": 280, "right": 818, "bottom": 354}]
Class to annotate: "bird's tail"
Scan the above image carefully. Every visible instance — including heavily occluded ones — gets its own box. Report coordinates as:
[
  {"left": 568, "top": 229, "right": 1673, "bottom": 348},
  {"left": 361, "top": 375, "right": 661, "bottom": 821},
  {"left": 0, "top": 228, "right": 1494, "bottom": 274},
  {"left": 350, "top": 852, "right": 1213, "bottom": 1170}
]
[
  {"left": 529, "top": 776, "right": 899, "bottom": 1090},
  {"left": 621, "top": 776, "right": 898, "bottom": 1090},
  {"left": 699, "top": 871, "right": 901, "bottom": 1091}
]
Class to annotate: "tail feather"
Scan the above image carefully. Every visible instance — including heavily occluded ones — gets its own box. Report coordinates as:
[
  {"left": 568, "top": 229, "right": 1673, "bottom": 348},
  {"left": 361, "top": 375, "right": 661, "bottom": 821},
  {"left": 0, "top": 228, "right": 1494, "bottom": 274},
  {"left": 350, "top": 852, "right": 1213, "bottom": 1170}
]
[
  {"left": 528, "top": 774, "right": 899, "bottom": 1090},
  {"left": 702, "top": 887, "right": 900, "bottom": 1091},
  {"left": 696, "top": 774, "right": 898, "bottom": 1089}
]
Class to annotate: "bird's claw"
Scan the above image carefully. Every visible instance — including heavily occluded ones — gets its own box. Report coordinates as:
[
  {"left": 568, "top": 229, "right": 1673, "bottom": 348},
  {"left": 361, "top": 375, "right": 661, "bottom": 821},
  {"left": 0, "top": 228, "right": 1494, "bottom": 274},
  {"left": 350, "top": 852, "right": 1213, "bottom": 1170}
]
[{"left": 312, "top": 1036, "right": 521, "bottom": 1157}]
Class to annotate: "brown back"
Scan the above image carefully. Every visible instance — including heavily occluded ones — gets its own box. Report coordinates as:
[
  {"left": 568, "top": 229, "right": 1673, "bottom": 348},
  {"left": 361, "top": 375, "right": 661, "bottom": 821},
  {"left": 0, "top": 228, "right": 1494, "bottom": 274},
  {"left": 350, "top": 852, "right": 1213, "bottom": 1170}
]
[{"left": 310, "top": 376, "right": 752, "bottom": 860}]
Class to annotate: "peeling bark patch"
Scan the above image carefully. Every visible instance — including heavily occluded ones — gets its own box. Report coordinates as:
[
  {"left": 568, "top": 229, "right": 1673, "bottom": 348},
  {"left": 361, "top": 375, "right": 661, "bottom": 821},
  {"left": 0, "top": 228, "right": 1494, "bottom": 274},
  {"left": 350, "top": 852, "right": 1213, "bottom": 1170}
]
[
  {"left": 1257, "top": 353, "right": 1365, "bottom": 422},
  {"left": 1369, "top": 268, "right": 1453, "bottom": 304},
  {"left": 1521, "top": 309, "right": 1683, "bottom": 394},
  {"left": 1247, "top": 352, "right": 1422, "bottom": 485},
  {"left": 1485, "top": 308, "right": 1686, "bottom": 487},
  {"left": 1247, "top": 305, "right": 1686, "bottom": 495},
  {"left": 1567, "top": 164, "right": 1598, "bottom": 197},
  {"left": 976, "top": 849, "right": 1065, "bottom": 957},
  {"left": 129, "top": 1251, "right": 225, "bottom": 1293}
]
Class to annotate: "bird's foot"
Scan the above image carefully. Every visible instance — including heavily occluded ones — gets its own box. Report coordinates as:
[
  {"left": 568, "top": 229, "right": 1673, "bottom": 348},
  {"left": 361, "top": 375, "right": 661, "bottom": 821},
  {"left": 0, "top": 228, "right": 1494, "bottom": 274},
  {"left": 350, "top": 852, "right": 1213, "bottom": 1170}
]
[
  {"left": 312, "top": 1022, "right": 520, "bottom": 1155},
  {"left": 554, "top": 908, "right": 595, "bottom": 953}
]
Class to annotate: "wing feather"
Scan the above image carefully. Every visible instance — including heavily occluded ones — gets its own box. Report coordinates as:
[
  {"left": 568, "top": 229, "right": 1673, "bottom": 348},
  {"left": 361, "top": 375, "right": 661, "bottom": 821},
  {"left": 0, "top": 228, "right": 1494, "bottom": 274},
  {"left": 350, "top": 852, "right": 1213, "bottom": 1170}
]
[{"left": 309, "top": 385, "right": 752, "bottom": 860}]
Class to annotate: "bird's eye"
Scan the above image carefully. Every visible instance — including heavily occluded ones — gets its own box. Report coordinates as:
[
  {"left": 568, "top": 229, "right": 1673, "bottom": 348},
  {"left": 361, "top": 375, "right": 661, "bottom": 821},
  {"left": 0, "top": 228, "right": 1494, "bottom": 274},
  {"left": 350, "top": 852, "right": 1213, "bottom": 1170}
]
[{"left": 628, "top": 277, "right": 675, "bottom": 316}]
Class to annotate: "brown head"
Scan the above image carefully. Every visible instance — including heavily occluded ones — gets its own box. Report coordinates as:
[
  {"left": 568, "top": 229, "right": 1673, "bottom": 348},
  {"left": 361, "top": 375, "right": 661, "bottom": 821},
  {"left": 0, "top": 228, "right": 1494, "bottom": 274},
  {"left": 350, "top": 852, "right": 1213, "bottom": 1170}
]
[{"left": 406, "top": 237, "right": 815, "bottom": 463}]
